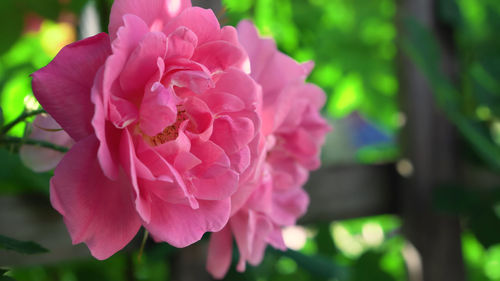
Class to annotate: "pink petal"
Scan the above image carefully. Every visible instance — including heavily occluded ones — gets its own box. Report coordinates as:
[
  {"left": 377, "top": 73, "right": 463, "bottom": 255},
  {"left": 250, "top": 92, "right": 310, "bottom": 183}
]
[
  {"left": 230, "top": 210, "right": 272, "bottom": 271},
  {"left": 301, "top": 61, "right": 315, "bottom": 77},
  {"left": 138, "top": 147, "right": 198, "bottom": 208},
  {"left": 183, "top": 96, "right": 213, "bottom": 140},
  {"left": 50, "top": 135, "right": 141, "bottom": 259},
  {"left": 211, "top": 116, "right": 255, "bottom": 154},
  {"left": 228, "top": 146, "right": 251, "bottom": 173},
  {"left": 268, "top": 153, "right": 309, "bottom": 190},
  {"left": 108, "top": 95, "right": 139, "bottom": 129},
  {"left": 189, "top": 140, "right": 239, "bottom": 200},
  {"left": 146, "top": 197, "right": 230, "bottom": 247},
  {"left": 153, "top": 122, "right": 191, "bottom": 159},
  {"left": 109, "top": 0, "right": 191, "bottom": 40},
  {"left": 31, "top": 33, "right": 111, "bottom": 141},
  {"left": 91, "top": 68, "right": 122, "bottom": 180},
  {"left": 237, "top": 21, "right": 306, "bottom": 106},
  {"left": 165, "top": 26, "right": 198, "bottom": 59},
  {"left": 270, "top": 187, "right": 309, "bottom": 226},
  {"left": 248, "top": 215, "right": 273, "bottom": 265},
  {"left": 163, "top": 7, "right": 220, "bottom": 45},
  {"left": 267, "top": 226, "right": 287, "bottom": 251},
  {"left": 20, "top": 115, "right": 74, "bottom": 172},
  {"left": 281, "top": 128, "right": 320, "bottom": 167},
  {"left": 230, "top": 210, "right": 253, "bottom": 272},
  {"left": 103, "top": 14, "right": 149, "bottom": 106},
  {"left": 206, "top": 68, "right": 260, "bottom": 110},
  {"left": 174, "top": 151, "right": 202, "bottom": 173},
  {"left": 236, "top": 20, "right": 276, "bottom": 80},
  {"left": 201, "top": 92, "right": 245, "bottom": 115},
  {"left": 206, "top": 226, "right": 233, "bottom": 279},
  {"left": 220, "top": 25, "right": 241, "bottom": 47},
  {"left": 120, "top": 130, "right": 155, "bottom": 223},
  {"left": 170, "top": 69, "right": 214, "bottom": 95},
  {"left": 139, "top": 83, "right": 179, "bottom": 136},
  {"left": 119, "top": 31, "right": 168, "bottom": 93},
  {"left": 245, "top": 169, "right": 273, "bottom": 215},
  {"left": 191, "top": 40, "right": 246, "bottom": 73}
]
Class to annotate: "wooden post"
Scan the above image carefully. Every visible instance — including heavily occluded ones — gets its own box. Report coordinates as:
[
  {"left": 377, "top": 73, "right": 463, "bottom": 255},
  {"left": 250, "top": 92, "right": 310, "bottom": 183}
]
[{"left": 398, "top": 0, "right": 465, "bottom": 280}]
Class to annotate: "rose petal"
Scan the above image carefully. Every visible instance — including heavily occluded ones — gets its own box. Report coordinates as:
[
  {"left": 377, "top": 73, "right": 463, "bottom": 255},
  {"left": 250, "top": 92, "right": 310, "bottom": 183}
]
[
  {"left": 31, "top": 33, "right": 111, "bottom": 141},
  {"left": 139, "top": 83, "right": 179, "bottom": 136},
  {"left": 207, "top": 226, "right": 233, "bottom": 279},
  {"left": 146, "top": 198, "right": 230, "bottom": 248},
  {"left": 50, "top": 135, "right": 141, "bottom": 259},
  {"left": 189, "top": 140, "right": 239, "bottom": 200},
  {"left": 120, "top": 130, "right": 155, "bottom": 223},
  {"left": 191, "top": 40, "right": 246, "bottom": 73},
  {"left": 109, "top": 0, "right": 191, "bottom": 40},
  {"left": 163, "top": 7, "right": 220, "bottom": 45},
  {"left": 119, "top": 32, "right": 168, "bottom": 93},
  {"left": 211, "top": 116, "right": 255, "bottom": 154},
  {"left": 165, "top": 26, "right": 198, "bottom": 59}
]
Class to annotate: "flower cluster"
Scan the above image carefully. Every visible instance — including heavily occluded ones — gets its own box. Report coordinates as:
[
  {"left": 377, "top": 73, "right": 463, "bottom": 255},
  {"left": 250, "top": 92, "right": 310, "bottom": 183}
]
[{"left": 29, "top": 0, "right": 330, "bottom": 277}]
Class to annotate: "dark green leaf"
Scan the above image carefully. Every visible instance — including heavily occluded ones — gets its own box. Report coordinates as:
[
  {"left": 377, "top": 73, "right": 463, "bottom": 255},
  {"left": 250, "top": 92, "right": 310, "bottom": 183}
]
[
  {"left": 0, "top": 234, "right": 48, "bottom": 254},
  {"left": 68, "top": 0, "right": 90, "bottom": 16},
  {"left": 23, "top": 0, "right": 61, "bottom": 21},
  {"left": 0, "top": 148, "right": 51, "bottom": 194},
  {"left": 0, "top": 276, "right": 17, "bottom": 281},
  {"left": 268, "top": 248, "right": 348, "bottom": 279},
  {"left": 0, "top": 0, "right": 24, "bottom": 55},
  {"left": 0, "top": 108, "right": 4, "bottom": 128},
  {"left": 403, "top": 17, "right": 500, "bottom": 170},
  {"left": 437, "top": 0, "right": 462, "bottom": 26},
  {"left": 433, "top": 185, "right": 482, "bottom": 214},
  {"left": 352, "top": 251, "right": 396, "bottom": 281},
  {"left": 469, "top": 207, "right": 500, "bottom": 249},
  {"left": 314, "top": 223, "right": 337, "bottom": 256}
]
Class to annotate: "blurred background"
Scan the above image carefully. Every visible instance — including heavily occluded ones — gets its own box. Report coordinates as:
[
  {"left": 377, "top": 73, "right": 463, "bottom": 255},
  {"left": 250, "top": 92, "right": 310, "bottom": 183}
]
[{"left": 0, "top": 0, "right": 500, "bottom": 280}]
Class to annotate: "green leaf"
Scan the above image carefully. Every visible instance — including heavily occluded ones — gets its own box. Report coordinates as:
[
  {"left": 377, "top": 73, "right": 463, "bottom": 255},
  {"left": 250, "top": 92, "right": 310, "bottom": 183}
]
[
  {"left": 23, "top": 0, "right": 61, "bottom": 21},
  {"left": 68, "top": 0, "right": 90, "bottom": 15},
  {"left": 0, "top": 148, "right": 51, "bottom": 194},
  {"left": 403, "top": 17, "right": 500, "bottom": 170},
  {"left": 433, "top": 185, "right": 500, "bottom": 248},
  {"left": 268, "top": 248, "right": 348, "bottom": 279},
  {"left": 0, "top": 0, "right": 23, "bottom": 55},
  {"left": 0, "top": 234, "right": 48, "bottom": 254},
  {"left": 314, "top": 223, "right": 337, "bottom": 256},
  {"left": 352, "top": 251, "right": 396, "bottom": 281},
  {"left": 469, "top": 207, "right": 500, "bottom": 249},
  {"left": 0, "top": 107, "right": 4, "bottom": 128},
  {"left": 0, "top": 276, "right": 17, "bottom": 281}
]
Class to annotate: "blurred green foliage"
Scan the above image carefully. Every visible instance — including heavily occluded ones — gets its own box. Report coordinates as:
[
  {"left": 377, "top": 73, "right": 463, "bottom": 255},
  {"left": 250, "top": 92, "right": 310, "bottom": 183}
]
[{"left": 223, "top": 0, "right": 400, "bottom": 132}]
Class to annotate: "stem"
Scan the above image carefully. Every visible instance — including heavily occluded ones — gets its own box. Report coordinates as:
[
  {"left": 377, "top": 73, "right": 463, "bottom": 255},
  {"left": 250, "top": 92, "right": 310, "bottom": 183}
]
[
  {"left": 137, "top": 230, "right": 149, "bottom": 263},
  {"left": 1, "top": 109, "right": 46, "bottom": 135},
  {"left": 0, "top": 137, "right": 69, "bottom": 153}
]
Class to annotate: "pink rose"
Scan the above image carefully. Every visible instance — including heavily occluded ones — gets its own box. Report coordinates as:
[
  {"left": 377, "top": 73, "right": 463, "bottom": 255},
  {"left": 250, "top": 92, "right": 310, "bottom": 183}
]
[
  {"left": 31, "top": 0, "right": 261, "bottom": 259},
  {"left": 206, "top": 20, "right": 331, "bottom": 278}
]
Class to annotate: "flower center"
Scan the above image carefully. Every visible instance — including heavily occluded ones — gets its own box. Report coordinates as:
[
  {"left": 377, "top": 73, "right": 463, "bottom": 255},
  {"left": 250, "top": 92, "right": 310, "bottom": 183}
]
[{"left": 147, "top": 109, "right": 189, "bottom": 146}]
